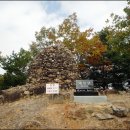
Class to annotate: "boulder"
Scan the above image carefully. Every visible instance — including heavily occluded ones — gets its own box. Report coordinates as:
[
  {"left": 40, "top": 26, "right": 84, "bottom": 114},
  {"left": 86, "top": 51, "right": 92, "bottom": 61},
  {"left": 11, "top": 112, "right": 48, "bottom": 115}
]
[
  {"left": 111, "top": 105, "right": 129, "bottom": 117},
  {"left": 2, "top": 88, "right": 22, "bottom": 102}
]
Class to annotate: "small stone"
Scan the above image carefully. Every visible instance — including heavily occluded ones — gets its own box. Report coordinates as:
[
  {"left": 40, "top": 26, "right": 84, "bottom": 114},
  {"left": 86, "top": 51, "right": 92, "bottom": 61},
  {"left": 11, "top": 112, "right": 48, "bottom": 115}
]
[
  {"left": 24, "top": 91, "right": 30, "bottom": 95},
  {"left": 37, "top": 68, "right": 42, "bottom": 74},
  {"left": 92, "top": 112, "right": 114, "bottom": 120},
  {"left": 65, "top": 80, "right": 72, "bottom": 83}
]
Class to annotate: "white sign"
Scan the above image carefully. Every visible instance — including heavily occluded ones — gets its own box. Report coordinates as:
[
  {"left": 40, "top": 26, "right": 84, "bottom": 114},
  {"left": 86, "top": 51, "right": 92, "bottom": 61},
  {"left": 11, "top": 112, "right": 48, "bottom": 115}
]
[{"left": 46, "top": 83, "right": 59, "bottom": 94}]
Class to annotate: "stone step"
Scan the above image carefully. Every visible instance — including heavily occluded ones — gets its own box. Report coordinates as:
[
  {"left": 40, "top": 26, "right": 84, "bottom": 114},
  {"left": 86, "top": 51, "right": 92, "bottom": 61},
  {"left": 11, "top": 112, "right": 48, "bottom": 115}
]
[{"left": 74, "top": 96, "right": 107, "bottom": 103}]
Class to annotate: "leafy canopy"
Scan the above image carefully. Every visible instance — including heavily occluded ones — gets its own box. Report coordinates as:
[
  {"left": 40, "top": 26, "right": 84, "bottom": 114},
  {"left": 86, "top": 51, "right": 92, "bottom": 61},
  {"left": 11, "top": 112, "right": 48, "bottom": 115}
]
[{"left": 0, "top": 48, "right": 32, "bottom": 88}]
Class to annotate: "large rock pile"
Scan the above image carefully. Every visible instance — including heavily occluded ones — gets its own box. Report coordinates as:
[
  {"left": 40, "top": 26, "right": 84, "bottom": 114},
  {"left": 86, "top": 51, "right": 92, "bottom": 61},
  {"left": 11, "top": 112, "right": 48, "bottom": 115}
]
[
  {"left": 0, "top": 44, "right": 80, "bottom": 103},
  {"left": 27, "top": 44, "right": 80, "bottom": 89}
]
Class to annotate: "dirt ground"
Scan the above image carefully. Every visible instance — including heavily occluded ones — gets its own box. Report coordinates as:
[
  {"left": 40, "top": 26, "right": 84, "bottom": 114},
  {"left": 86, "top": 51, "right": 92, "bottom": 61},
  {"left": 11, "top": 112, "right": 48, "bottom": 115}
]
[{"left": 0, "top": 91, "right": 130, "bottom": 129}]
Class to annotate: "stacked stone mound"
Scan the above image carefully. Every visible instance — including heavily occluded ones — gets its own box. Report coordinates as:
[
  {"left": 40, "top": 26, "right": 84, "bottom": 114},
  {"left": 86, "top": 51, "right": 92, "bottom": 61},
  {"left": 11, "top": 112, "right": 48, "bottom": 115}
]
[
  {"left": 0, "top": 84, "right": 46, "bottom": 103},
  {"left": 27, "top": 44, "right": 80, "bottom": 89}
]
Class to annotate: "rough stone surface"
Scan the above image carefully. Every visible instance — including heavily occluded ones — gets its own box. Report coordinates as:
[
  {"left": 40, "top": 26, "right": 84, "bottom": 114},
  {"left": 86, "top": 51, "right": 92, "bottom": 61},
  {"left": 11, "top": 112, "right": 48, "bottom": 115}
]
[
  {"left": 27, "top": 44, "right": 80, "bottom": 89},
  {"left": 111, "top": 105, "right": 129, "bottom": 117},
  {"left": 24, "top": 91, "right": 30, "bottom": 96},
  {"left": 0, "top": 83, "right": 46, "bottom": 103},
  {"left": 2, "top": 88, "right": 22, "bottom": 102},
  {"left": 92, "top": 112, "right": 114, "bottom": 120}
]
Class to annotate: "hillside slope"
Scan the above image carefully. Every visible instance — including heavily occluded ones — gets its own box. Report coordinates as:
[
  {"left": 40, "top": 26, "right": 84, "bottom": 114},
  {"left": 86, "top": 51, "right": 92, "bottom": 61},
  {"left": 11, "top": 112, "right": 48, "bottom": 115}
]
[{"left": 0, "top": 92, "right": 130, "bottom": 129}]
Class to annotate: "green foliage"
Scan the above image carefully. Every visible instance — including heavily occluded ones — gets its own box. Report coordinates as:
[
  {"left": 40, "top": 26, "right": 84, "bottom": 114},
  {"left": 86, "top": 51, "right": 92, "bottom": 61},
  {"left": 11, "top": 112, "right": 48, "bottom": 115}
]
[
  {"left": 0, "top": 48, "right": 32, "bottom": 89},
  {"left": 3, "top": 73, "right": 27, "bottom": 88},
  {"left": 32, "top": 13, "right": 80, "bottom": 53},
  {"left": 0, "top": 75, "right": 4, "bottom": 90},
  {"left": 97, "top": 1, "right": 130, "bottom": 89},
  {"left": 57, "top": 13, "right": 80, "bottom": 52},
  {"left": 29, "top": 42, "right": 39, "bottom": 57},
  {"left": 31, "top": 13, "right": 106, "bottom": 66},
  {"left": 35, "top": 26, "right": 57, "bottom": 49},
  {"left": 107, "top": 2, "right": 130, "bottom": 54}
]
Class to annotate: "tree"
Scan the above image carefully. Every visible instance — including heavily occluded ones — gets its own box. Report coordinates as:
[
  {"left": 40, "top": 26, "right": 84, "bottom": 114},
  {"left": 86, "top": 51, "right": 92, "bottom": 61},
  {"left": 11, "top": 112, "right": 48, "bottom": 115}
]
[
  {"left": 29, "top": 41, "right": 39, "bottom": 57},
  {"left": 0, "top": 48, "right": 32, "bottom": 89},
  {"left": 31, "top": 13, "right": 107, "bottom": 79},
  {"left": 97, "top": 1, "right": 130, "bottom": 89},
  {"left": 35, "top": 27, "right": 57, "bottom": 49}
]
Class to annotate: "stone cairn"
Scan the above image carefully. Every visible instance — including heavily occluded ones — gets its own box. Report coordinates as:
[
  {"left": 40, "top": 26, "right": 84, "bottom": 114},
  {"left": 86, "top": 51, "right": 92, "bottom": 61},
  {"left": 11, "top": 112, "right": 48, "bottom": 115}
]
[
  {"left": 27, "top": 44, "right": 80, "bottom": 89},
  {"left": 0, "top": 44, "right": 80, "bottom": 103}
]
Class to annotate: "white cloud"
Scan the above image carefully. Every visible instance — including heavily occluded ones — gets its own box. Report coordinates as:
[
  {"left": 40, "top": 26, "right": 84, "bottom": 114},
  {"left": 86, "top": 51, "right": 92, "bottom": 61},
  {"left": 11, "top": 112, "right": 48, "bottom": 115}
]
[
  {"left": 0, "top": 1, "right": 63, "bottom": 57},
  {"left": 0, "top": 2, "right": 43, "bottom": 56},
  {"left": 59, "top": 1, "right": 127, "bottom": 31},
  {"left": 0, "top": 1, "right": 63, "bottom": 74}
]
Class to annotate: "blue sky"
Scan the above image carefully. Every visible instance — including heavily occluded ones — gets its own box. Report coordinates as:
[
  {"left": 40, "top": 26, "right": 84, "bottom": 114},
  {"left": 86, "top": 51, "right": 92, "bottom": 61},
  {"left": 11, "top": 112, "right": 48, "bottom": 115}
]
[
  {"left": 44, "top": 1, "right": 61, "bottom": 14},
  {"left": 0, "top": 1, "right": 128, "bottom": 74}
]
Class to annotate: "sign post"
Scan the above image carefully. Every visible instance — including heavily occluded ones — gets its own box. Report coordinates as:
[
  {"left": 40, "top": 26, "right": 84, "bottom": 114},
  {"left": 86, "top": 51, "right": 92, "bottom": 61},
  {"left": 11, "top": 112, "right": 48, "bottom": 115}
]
[{"left": 46, "top": 83, "right": 59, "bottom": 100}]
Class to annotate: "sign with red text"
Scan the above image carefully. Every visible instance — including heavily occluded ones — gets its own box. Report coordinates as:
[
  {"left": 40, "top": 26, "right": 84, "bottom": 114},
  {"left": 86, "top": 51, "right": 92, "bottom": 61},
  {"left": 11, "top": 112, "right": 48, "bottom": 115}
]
[{"left": 46, "top": 83, "right": 59, "bottom": 94}]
